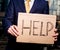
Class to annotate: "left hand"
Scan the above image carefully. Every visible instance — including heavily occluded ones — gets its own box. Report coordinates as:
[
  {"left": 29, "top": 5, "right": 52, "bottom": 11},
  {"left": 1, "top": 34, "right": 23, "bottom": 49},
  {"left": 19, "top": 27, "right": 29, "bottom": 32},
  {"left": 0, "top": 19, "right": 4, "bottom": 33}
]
[{"left": 53, "top": 29, "right": 58, "bottom": 41}]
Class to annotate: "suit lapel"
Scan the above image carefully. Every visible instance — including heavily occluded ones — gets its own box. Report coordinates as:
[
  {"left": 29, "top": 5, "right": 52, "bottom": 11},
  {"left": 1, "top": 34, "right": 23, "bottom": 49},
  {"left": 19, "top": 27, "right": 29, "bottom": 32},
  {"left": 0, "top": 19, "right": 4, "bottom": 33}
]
[
  {"left": 30, "top": 0, "right": 37, "bottom": 13},
  {"left": 21, "top": 0, "right": 26, "bottom": 12},
  {"left": 18, "top": 0, "right": 26, "bottom": 12}
]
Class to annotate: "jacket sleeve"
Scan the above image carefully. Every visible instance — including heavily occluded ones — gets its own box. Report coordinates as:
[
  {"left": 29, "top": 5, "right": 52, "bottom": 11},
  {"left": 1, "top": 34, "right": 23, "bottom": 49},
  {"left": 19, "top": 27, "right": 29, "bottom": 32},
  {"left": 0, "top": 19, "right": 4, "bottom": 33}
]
[
  {"left": 43, "top": 1, "right": 49, "bottom": 14},
  {"left": 2, "top": 0, "right": 14, "bottom": 32}
]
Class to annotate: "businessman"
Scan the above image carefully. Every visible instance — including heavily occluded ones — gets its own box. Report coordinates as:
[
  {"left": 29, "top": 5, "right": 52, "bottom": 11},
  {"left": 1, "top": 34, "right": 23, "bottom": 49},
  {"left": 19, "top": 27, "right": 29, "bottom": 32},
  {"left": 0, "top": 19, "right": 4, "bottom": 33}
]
[{"left": 2, "top": 0, "right": 58, "bottom": 50}]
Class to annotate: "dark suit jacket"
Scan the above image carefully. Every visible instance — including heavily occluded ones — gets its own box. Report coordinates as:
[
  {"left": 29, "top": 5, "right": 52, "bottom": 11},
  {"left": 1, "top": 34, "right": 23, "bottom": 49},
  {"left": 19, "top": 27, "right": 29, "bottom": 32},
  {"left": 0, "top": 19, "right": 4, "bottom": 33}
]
[{"left": 2, "top": 0, "right": 49, "bottom": 50}]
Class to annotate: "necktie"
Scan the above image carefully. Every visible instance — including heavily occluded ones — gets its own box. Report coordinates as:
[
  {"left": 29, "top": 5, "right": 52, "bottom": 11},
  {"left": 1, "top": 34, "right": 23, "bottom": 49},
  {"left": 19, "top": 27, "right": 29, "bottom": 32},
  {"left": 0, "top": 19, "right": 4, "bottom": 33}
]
[{"left": 25, "top": 0, "right": 31, "bottom": 13}]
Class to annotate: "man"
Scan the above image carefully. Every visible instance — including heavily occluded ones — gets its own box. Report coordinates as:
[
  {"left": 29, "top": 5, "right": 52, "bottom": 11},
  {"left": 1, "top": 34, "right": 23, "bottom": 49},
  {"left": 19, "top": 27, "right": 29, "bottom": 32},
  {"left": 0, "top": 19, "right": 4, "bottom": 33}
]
[{"left": 2, "top": 0, "right": 58, "bottom": 50}]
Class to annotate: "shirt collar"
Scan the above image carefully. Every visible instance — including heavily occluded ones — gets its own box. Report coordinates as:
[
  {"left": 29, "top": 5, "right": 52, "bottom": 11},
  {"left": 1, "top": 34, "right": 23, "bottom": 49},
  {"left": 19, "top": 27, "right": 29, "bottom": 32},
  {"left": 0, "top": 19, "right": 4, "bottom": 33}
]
[{"left": 24, "top": 0, "right": 34, "bottom": 2}]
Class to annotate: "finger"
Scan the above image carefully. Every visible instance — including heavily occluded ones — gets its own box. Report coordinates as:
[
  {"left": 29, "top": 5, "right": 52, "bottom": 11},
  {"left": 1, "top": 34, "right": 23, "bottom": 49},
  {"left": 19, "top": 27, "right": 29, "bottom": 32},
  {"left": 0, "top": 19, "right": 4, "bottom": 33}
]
[
  {"left": 54, "top": 29, "right": 58, "bottom": 33},
  {"left": 54, "top": 28, "right": 57, "bottom": 31},
  {"left": 54, "top": 38, "right": 57, "bottom": 41},
  {"left": 11, "top": 25, "right": 19, "bottom": 36},
  {"left": 53, "top": 33, "right": 58, "bottom": 37},
  {"left": 8, "top": 26, "right": 18, "bottom": 37},
  {"left": 8, "top": 27, "right": 15, "bottom": 36},
  {"left": 10, "top": 27, "right": 18, "bottom": 37},
  {"left": 56, "top": 33, "right": 59, "bottom": 36},
  {"left": 13, "top": 25, "right": 19, "bottom": 32}
]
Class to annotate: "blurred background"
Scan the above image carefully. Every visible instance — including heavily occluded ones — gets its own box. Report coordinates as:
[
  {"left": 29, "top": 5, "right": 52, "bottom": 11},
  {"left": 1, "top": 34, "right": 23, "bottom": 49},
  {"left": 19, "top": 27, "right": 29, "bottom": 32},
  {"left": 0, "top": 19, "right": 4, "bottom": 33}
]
[
  {"left": 0, "top": 0, "right": 60, "bottom": 50},
  {"left": 0, "top": 0, "right": 10, "bottom": 50}
]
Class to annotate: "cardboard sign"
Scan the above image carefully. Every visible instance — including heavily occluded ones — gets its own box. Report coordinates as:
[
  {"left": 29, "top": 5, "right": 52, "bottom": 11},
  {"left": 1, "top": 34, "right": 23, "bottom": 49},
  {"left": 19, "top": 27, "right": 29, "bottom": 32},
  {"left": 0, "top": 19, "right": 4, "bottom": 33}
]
[{"left": 16, "top": 13, "right": 56, "bottom": 44}]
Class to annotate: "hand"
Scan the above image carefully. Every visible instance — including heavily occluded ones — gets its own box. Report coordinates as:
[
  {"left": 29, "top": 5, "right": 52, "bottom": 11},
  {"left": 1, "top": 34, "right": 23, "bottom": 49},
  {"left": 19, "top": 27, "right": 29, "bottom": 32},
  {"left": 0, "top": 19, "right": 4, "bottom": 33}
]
[
  {"left": 53, "top": 29, "right": 58, "bottom": 41},
  {"left": 8, "top": 25, "right": 19, "bottom": 37}
]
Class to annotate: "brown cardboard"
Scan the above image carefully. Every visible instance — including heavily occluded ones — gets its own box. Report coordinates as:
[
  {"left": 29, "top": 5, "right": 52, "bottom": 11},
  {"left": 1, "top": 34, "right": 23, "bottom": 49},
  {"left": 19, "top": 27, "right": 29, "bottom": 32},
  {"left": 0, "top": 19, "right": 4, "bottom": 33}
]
[{"left": 16, "top": 13, "right": 56, "bottom": 44}]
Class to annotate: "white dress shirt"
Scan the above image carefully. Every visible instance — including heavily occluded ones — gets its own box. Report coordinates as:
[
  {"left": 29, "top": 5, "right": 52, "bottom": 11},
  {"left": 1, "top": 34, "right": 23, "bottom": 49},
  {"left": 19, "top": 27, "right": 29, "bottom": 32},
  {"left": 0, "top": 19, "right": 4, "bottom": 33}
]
[{"left": 24, "top": 0, "right": 35, "bottom": 10}]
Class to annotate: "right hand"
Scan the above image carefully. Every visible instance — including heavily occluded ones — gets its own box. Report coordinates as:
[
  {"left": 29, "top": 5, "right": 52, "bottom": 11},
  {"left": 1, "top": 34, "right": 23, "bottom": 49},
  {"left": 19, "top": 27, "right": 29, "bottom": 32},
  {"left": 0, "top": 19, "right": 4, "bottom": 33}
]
[{"left": 8, "top": 25, "right": 19, "bottom": 37}]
